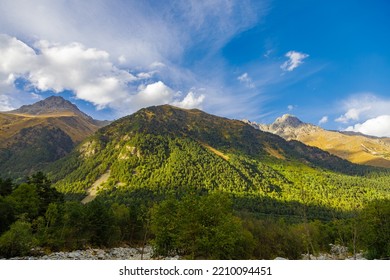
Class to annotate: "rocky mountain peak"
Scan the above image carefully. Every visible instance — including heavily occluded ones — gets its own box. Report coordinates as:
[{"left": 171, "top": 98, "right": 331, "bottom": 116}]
[
  {"left": 243, "top": 114, "right": 319, "bottom": 141},
  {"left": 272, "top": 114, "right": 303, "bottom": 128},
  {"left": 9, "top": 96, "right": 93, "bottom": 121}
]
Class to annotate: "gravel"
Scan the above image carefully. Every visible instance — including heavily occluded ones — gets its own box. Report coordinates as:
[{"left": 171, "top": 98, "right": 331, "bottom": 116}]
[{"left": 8, "top": 246, "right": 180, "bottom": 260}]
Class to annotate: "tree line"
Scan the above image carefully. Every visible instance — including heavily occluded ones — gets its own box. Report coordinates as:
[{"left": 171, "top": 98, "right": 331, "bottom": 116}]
[{"left": 1, "top": 173, "right": 389, "bottom": 259}]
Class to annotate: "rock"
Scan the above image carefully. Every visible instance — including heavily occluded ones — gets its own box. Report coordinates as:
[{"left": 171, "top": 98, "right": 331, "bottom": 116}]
[{"left": 11, "top": 245, "right": 163, "bottom": 260}]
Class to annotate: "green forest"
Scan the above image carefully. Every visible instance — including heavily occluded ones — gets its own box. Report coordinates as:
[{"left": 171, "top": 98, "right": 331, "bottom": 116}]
[{"left": 0, "top": 172, "right": 389, "bottom": 259}]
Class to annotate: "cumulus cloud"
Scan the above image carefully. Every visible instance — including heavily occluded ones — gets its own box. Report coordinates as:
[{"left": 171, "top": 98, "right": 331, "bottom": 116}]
[
  {"left": 280, "top": 51, "right": 309, "bottom": 72},
  {"left": 345, "top": 115, "right": 390, "bottom": 137},
  {"left": 132, "top": 82, "right": 205, "bottom": 111},
  {"left": 237, "top": 72, "right": 255, "bottom": 88},
  {"left": 0, "top": 35, "right": 205, "bottom": 113},
  {"left": 173, "top": 91, "right": 205, "bottom": 109},
  {"left": 0, "top": 35, "right": 136, "bottom": 109},
  {"left": 318, "top": 116, "right": 328, "bottom": 125},
  {"left": 133, "top": 81, "right": 174, "bottom": 108},
  {"left": 335, "top": 94, "right": 390, "bottom": 137},
  {"left": 287, "top": 105, "right": 295, "bottom": 111}
]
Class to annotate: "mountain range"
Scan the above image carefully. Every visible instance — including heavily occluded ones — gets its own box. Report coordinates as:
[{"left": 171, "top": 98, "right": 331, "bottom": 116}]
[
  {"left": 1, "top": 97, "right": 389, "bottom": 211},
  {"left": 1, "top": 97, "right": 389, "bottom": 260},
  {"left": 0, "top": 96, "right": 108, "bottom": 179},
  {"left": 244, "top": 114, "right": 390, "bottom": 168},
  {"left": 40, "top": 103, "right": 390, "bottom": 218}
]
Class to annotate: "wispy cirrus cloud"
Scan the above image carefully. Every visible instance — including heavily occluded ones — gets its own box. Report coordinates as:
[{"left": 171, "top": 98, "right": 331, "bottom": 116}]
[
  {"left": 335, "top": 93, "right": 390, "bottom": 123},
  {"left": 0, "top": 0, "right": 266, "bottom": 69},
  {"left": 281, "top": 51, "right": 309, "bottom": 72},
  {"left": 237, "top": 72, "right": 255, "bottom": 88}
]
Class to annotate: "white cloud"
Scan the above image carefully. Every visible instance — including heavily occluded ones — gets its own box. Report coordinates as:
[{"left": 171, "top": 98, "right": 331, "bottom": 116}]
[
  {"left": 287, "top": 105, "right": 294, "bottom": 111},
  {"left": 0, "top": 35, "right": 206, "bottom": 114},
  {"left": 335, "top": 94, "right": 390, "bottom": 137},
  {"left": 0, "top": 35, "right": 136, "bottom": 109},
  {"left": 0, "top": 0, "right": 176, "bottom": 67},
  {"left": 0, "top": 1, "right": 270, "bottom": 118},
  {"left": 0, "top": 35, "right": 37, "bottom": 74},
  {"left": 318, "top": 116, "right": 328, "bottom": 125},
  {"left": 133, "top": 81, "right": 174, "bottom": 108},
  {"left": 150, "top": 62, "right": 166, "bottom": 69},
  {"left": 136, "top": 71, "right": 160, "bottom": 80},
  {"left": 345, "top": 115, "right": 390, "bottom": 137},
  {"left": 118, "top": 55, "right": 127, "bottom": 64},
  {"left": 0, "top": 0, "right": 267, "bottom": 68},
  {"left": 237, "top": 72, "right": 255, "bottom": 88},
  {"left": 281, "top": 51, "right": 309, "bottom": 72},
  {"left": 132, "top": 82, "right": 205, "bottom": 110},
  {"left": 173, "top": 91, "right": 205, "bottom": 109},
  {"left": 335, "top": 94, "right": 390, "bottom": 123},
  {"left": 0, "top": 94, "right": 14, "bottom": 111},
  {"left": 335, "top": 107, "right": 370, "bottom": 123}
]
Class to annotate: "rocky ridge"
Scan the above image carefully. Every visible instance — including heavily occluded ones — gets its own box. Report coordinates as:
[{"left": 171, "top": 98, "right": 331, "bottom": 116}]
[
  {"left": 243, "top": 114, "right": 320, "bottom": 141},
  {"left": 243, "top": 114, "right": 390, "bottom": 168}
]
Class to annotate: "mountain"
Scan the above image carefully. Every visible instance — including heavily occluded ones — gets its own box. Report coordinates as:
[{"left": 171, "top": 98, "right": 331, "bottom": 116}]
[
  {"left": 10, "top": 95, "right": 90, "bottom": 117},
  {"left": 8, "top": 95, "right": 110, "bottom": 128},
  {"left": 46, "top": 105, "right": 390, "bottom": 218},
  {"left": 0, "top": 96, "right": 109, "bottom": 179},
  {"left": 245, "top": 115, "right": 390, "bottom": 168}
]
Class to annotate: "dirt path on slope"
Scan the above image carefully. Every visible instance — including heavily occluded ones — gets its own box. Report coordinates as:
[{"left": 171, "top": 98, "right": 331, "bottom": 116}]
[{"left": 81, "top": 170, "right": 110, "bottom": 204}]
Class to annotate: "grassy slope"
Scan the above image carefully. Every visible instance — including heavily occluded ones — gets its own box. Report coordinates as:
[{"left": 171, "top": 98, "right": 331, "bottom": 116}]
[
  {"left": 291, "top": 127, "right": 390, "bottom": 168},
  {"left": 0, "top": 112, "right": 101, "bottom": 180},
  {"left": 0, "top": 112, "right": 99, "bottom": 145}
]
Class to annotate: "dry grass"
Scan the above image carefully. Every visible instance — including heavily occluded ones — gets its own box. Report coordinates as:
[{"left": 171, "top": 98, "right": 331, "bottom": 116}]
[
  {"left": 0, "top": 111, "right": 100, "bottom": 147},
  {"left": 296, "top": 130, "right": 390, "bottom": 168}
]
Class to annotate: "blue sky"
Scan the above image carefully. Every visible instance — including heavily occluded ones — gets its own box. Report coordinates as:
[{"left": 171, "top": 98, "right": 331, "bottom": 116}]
[{"left": 0, "top": 0, "right": 390, "bottom": 136}]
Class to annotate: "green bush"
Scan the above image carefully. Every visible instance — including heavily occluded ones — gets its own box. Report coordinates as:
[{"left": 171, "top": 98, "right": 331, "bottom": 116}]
[{"left": 0, "top": 220, "right": 35, "bottom": 258}]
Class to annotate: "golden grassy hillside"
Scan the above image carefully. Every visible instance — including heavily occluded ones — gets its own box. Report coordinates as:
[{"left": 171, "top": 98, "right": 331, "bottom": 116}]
[
  {"left": 293, "top": 128, "right": 390, "bottom": 168},
  {"left": 0, "top": 111, "right": 100, "bottom": 147}
]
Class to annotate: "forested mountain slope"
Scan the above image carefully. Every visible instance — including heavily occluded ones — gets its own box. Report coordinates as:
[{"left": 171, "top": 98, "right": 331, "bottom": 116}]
[
  {"left": 2, "top": 104, "right": 389, "bottom": 260},
  {"left": 48, "top": 105, "right": 390, "bottom": 216}
]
